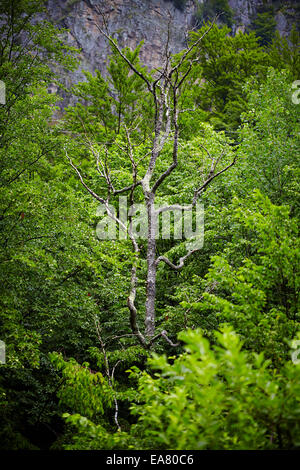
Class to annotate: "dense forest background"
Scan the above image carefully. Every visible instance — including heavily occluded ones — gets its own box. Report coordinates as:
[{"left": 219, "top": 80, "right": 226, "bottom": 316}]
[{"left": 0, "top": 0, "right": 299, "bottom": 450}]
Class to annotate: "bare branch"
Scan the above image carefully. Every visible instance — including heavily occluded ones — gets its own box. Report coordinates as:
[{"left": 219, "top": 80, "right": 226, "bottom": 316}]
[
  {"left": 105, "top": 333, "right": 141, "bottom": 346},
  {"left": 93, "top": 20, "right": 153, "bottom": 94},
  {"left": 66, "top": 146, "right": 148, "bottom": 346},
  {"left": 192, "top": 155, "right": 237, "bottom": 205},
  {"left": 156, "top": 248, "right": 199, "bottom": 270},
  {"left": 127, "top": 248, "right": 148, "bottom": 348},
  {"left": 95, "top": 319, "right": 121, "bottom": 432},
  {"left": 111, "top": 360, "right": 123, "bottom": 384},
  {"left": 148, "top": 329, "right": 180, "bottom": 348},
  {"left": 170, "top": 16, "right": 219, "bottom": 82},
  {"left": 152, "top": 98, "right": 179, "bottom": 193},
  {"left": 156, "top": 153, "right": 237, "bottom": 214},
  {"left": 161, "top": 330, "right": 180, "bottom": 347},
  {"left": 66, "top": 149, "right": 106, "bottom": 205},
  {"left": 157, "top": 203, "right": 192, "bottom": 215},
  {"left": 113, "top": 181, "right": 142, "bottom": 195}
]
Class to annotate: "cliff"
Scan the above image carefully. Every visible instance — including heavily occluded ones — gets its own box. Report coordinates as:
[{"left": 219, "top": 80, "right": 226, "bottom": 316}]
[{"left": 44, "top": 0, "right": 299, "bottom": 104}]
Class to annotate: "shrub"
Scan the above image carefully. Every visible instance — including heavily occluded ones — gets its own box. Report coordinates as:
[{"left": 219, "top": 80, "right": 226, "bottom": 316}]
[{"left": 129, "top": 326, "right": 300, "bottom": 449}]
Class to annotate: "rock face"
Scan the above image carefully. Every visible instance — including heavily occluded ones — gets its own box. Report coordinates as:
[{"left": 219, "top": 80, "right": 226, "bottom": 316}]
[
  {"left": 228, "top": 0, "right": 299, "bottom": 35},
  {"left": 46, "top": 0, "right": 197, "bottom": 95},
  {"left": 44, "top": 0, "right": 298, "bottom": 105},
  {"left": 228, "top": 0, "right": 262, "bottom": 32}
]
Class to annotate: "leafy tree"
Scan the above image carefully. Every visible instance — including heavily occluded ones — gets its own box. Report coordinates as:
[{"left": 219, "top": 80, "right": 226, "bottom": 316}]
[
  {"left": 250, "top": 4, "right": 277, "bottom": 46},
  {"left": 187, "top": 24, "right": 269, "bottom": 130},
  {"left": 238, "top": 68, "right": 300, "bottom": 210},
  {"left": 194, "top": 0, "right": 233, "bottom": 27},
  {"left": 194, "top": 191, "right": 299, "bottom": 365},
  {"left": 129, "top": 326, "right": 300, "bottom": 449},
  {"left": 53, "top": 326, "right": 300, "bottom": 449},
  {"left": 64, "top": 43, "right": 153, "bottom": 142},
  {"left": 0, "top": 0, "right": 78, "bottom": 369},
  {"left": 0, "top": 0, "right": 101, "bottom": 449},
  {"left": 269, "top": 25, "right": 300, "bottom": 78}
]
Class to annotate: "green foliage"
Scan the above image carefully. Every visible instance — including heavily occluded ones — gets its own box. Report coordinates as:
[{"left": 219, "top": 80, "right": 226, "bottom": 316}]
[
  {"left": 198, "top": 191, "right": 299, "bottom": 364},
  {"left": 184, "top": 22, "right": 299, "bottom": 131},
  {"left": 129, "top": 326, "right": 300, "bottom": 449},
  {"left": 269, "top": 25, "right": 300, "bottom": 78},
  {"left": 62, "top": 326, "right": 300, "bottom": 450},
  {"left": 194, "top": 0, "right": 234, "bottom": 27},
  {"left": 1, "top": 0, "right": 299, "bottom": 452},
  {"left": 0, "top": 0, "right": 80, "bottom": 371},
  {"left": 0, "top": 0, "right": 101, "bottom": 449},
  {"left": 239, "top": 68, "right": 300, "bottom": 208},
  {"left": 64, "top": 43, "right": 153, "bottom": 143},
  {"left": 60, "top": 413, "right": 137, "bottom": 450},
  {"left": 187, "top": 24, "right": 269, "bottom": 130},
  {"left": 88, "top": 345, "right": 148, "bottom": 374},
  {"left": 250, "top": 5, "right": 277, "bottom": 46},
  {"left": 49, "top": 353, "right": 113, "bottom": 419}
]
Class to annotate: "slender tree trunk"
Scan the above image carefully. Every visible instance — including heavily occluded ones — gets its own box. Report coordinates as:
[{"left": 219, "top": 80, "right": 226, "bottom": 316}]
[
  {"left": 70, "top": 18, "right": 230, "bottom": 346},
  {"left": 145, "top": 196, "right": 157, "bottom": 337}
]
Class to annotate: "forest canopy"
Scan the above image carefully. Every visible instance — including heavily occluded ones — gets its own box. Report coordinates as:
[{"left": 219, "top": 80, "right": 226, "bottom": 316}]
[{"left": 0, "top": 0, "right": 299, "bottom": 451}]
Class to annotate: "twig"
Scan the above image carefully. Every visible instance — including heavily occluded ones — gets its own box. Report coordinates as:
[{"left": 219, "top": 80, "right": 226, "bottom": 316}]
[{"left": 95, "top": 319, "right": 121, "bottom": 432}]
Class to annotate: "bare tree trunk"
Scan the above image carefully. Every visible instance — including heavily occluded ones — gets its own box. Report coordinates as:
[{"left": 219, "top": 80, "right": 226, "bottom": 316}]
[
  {"left": 68, "top": 15, "right": 235, "bottom": 348},
  {"left": 145, "top": 196, "right": 157, "bottom": 337},
  {"left": 145, "top": 238, "right": 157, "bottom": 336}
]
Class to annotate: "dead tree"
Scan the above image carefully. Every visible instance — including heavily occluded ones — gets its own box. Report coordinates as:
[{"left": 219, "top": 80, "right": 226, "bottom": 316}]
[{"left": 66, "top": 16, "right": 236, "bottom": 348}]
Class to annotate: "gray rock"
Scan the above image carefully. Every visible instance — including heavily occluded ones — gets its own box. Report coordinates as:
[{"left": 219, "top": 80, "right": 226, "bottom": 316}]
[{"left": 43, "top": 0, "right": 298, "bottom": 107}]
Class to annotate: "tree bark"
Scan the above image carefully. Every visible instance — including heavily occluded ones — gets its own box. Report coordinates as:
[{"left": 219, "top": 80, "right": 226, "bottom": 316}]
[{"left": 145, "top": 196, "right": 157, "bottom": 337}]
